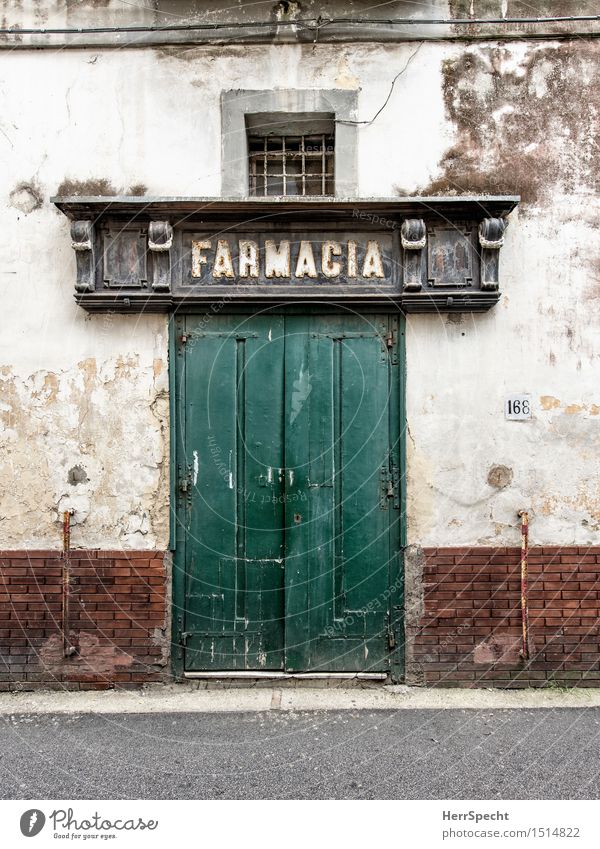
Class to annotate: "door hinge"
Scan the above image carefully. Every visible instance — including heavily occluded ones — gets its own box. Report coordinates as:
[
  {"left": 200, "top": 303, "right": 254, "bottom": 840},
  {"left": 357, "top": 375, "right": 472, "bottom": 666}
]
[
  {"left": 382, "top": 329, "right": 399, "bottom": 365},
  {"left": 178, "top": 465, "right": 192, "bottom": 498},
  {"left": 180, "top": 333, "right": 188, "bottom": 344},
  {"left": 180, "top": 631, "right": 190, "bottom": 646},
  {"left": 380, "top": 465, "right": 400, "bottom": 510},
  {"left": 380, "top": 466, "right": 389, "bottom": 510},
  {"left": 390, "top": 464, "right": 400, "bottom": 510},
  {"left": 387, "top": 625, "right": 396, "bottom": 651}
]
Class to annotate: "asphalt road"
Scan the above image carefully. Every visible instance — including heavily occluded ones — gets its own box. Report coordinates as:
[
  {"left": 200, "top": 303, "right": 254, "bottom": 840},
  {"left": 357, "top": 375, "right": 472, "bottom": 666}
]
[{"left": 2, "top": 708, "right": 600, "bottom": 799}]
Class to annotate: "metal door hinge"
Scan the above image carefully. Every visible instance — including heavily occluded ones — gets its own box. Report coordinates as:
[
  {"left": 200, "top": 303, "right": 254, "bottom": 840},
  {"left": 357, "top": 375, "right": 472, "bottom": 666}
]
[
  {"left": 390, "top": 464, "right": 400, "bottom": 510},
  {"left": 180, "top": 631, "right": 190, "bottom": 646},
  {"left": 387, "top": 626, "right": 396, "bottom": 651},
  {"left": 380, "top": 465, "right": 400, "bottom": 510},
  {"left": 380, "top": 466, "right": 389, "bottom": 510},
  {"left": 178, "top": 465, "right": 192, "bottom": 498},
  {"left": 381, "top": 329, "right": 398, "bottom": 364}
]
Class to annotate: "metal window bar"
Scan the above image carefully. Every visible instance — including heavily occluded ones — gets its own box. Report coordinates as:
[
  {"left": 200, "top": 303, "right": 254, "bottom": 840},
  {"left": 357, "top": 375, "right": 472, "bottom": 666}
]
[
  {"left": 263, "top": 136, "right": 267, "bottom": 197},
  {"left": 282, "top": 134, "right": 287, "bottom": 196},
  {"left": 248, "top": 133, "right": 334, "bottom": 197}
]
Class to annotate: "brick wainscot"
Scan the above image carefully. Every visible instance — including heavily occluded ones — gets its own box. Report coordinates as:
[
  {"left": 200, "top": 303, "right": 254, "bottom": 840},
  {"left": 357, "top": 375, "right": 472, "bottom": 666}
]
[
  {"left": 410, "top": 546, "right": 600, "bottom": 688},
  {"left": 0, "top": 551, "right": 168, "bottom": 690},
  {"left": 2, "top": 547, "right": 600, "bottom": 688}
]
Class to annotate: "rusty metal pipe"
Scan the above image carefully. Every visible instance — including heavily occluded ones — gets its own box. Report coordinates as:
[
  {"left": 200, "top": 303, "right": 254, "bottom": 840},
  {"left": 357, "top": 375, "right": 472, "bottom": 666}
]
[
  {"left": 62, "top": 510, "right": 76, "bottom": 658},
  {"left": 518, "top": 510, "right": 530, "bottom": 661}
]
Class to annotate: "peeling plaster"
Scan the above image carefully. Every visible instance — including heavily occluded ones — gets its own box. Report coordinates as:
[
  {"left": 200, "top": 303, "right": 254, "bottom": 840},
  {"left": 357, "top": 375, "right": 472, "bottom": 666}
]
[
  {"left": 414, "top": 42, "right": 600, "bottom": 204},
  {"left": 540, "top": 395, "right": 561, "bottom": 410},
  {"left": 0, "top": 342, "right": 169, "bottom": 550},
  {"left": 335, "top": 53, "right": 360, "bottom": 90},
  {"left": 403, "top": 39, "right": 600, "bottom": 548},
  {"left": 404, "top": 544, "right": 425, "bottom": 687},
  {"left": 487, "top": 465, "right": 513, "bottom": 490},
  {"left": 0, "top": 35, "right": 598, "bottom": 551},
  {"left": 68, "top": 464, "right": 89, "bottom": 485},
  {"left": 9, "top": 181, "right": 43, "bottom": 214}
]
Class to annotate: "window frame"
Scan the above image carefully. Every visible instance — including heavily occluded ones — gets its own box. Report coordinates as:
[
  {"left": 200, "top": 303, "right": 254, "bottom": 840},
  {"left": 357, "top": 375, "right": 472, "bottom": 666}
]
[
  {"left": 247, "top": 131, "right": 335, "bottom": 197},
  {"left": 221, "top": 89, "right": 358, "bottom": 197}
]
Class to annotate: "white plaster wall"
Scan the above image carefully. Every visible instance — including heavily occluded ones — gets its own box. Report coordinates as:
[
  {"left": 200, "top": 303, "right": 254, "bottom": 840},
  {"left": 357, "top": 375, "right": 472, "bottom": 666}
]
[
  {"left": 0, "top": 40, "right": 598, "bottom": 548},
  {"left": 406, "top": 206, "right": 600, "bottom": 548},
  {"left": 0, "top": 195, "right": 169, "bottom": 549},
  {"left": 404, "top": 41, "right": 600, "bottom": 548}
]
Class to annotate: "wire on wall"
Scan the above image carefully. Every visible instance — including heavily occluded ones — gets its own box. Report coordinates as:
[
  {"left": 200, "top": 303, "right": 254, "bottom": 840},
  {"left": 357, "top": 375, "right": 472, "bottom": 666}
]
[
  {"left": 336, "top": 42, "right": 424, "bottom": 128},
  {"left": 0, "top": 14, "right": 599, "bottom": 37}
]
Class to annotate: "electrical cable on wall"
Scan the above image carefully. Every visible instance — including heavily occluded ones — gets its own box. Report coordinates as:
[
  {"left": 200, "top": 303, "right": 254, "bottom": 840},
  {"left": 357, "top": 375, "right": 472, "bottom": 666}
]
[
  {"left": 336, "top": 42, "right": 424, "bottom": 128},
  {"left": 0, "top": 13, "right": 599, "bottom": 37}
]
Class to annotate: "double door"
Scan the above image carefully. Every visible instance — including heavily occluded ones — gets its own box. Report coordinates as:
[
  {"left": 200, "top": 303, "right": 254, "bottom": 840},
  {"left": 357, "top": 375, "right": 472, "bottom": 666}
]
[{"left": 174, "top": 313, "right": 403, "bottom": 675}]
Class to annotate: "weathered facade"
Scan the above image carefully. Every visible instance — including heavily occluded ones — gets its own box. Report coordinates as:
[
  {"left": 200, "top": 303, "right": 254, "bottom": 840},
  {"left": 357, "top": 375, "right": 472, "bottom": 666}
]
[{"left": 1, "top": 1, "right": 599, "bottom": 688}]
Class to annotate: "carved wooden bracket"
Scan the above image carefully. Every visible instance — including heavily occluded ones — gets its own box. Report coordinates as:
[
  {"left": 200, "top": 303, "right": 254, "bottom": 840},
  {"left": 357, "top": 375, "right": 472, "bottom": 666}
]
[
  {"left": 70, "top": 220, "right": 95, "bottom": 293},
  {"left": 401, "top": 219, "right": 426, "bottom": 292},
  {"left": 479, "top": 218, "right": 506, "bottom": 291},
  {"left": 148, "top": 221, "right": 173, "bottom": 291}
]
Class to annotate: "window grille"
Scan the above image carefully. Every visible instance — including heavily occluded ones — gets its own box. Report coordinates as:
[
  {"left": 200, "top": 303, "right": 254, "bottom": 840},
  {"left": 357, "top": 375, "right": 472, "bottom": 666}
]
[{"left": 248, "top": 134, "right": 334, "bottom": 197}]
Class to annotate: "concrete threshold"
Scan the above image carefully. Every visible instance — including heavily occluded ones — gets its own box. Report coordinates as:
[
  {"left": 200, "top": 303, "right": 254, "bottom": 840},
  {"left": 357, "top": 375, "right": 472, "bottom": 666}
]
[
  {"left": 184, "top": 671, "right": 387, "bottom": 679},
  {"left": 2, "top": 684, "right": 600, "bottom": 714}
]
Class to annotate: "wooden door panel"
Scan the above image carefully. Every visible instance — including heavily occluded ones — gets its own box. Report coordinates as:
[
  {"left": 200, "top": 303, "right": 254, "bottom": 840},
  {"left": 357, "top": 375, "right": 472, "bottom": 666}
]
[
  {"left": 183, "top": 316, "right": 285, "bottom": 670},
  {"left": 284, "top": 315, "right": 398, "bottom": 672},
  {"left": 179, "top": 312, "right": 401, "bottom": 675}
]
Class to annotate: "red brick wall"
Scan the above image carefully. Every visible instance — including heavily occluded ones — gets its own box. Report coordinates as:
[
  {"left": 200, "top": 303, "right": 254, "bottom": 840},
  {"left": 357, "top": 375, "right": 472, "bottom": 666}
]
[
  {"left": 3, "top": 546, "right": 600, "bottom": 689},
  {"left": 0, "top": 551, "right": 169, "bottom": 690},
  {"left": 412, "top": 546, "right": 600, "bottom": 687}
]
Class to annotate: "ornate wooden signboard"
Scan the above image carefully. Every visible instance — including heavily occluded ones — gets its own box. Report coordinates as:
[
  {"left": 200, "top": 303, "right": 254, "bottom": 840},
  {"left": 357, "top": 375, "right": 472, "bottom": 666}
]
[{"left": 53, "top": 197, "right": 518, "bottom": 313}]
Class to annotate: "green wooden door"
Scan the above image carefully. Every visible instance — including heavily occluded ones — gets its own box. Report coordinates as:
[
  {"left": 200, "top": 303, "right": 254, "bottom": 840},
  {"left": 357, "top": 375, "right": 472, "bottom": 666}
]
[
  {"left": 175, "top": 313, "right": 402, "bottom": 675},
  {"left": 178, "top": 315, "right": 286, "bottom": 671}
]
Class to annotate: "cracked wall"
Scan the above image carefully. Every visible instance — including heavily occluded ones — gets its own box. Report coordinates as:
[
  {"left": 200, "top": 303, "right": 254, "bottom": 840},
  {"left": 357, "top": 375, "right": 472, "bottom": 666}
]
[
  {"left": 1, "top": 28, "right": 598, "bottom": 550},
  {"left": 0, "top": 161, "right": 169, "bottom": 550},
  {"left": 405, "top": 40, "right": 600, "bottom": 547},
  {"left": 0, "top": 326, "right": 169, "bottom": 549}
]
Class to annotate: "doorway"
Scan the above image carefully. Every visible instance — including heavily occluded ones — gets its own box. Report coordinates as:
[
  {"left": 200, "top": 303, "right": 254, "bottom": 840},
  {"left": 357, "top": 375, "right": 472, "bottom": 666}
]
[{"left": 172, "top": 312, "right": 404, "bottom": 677}]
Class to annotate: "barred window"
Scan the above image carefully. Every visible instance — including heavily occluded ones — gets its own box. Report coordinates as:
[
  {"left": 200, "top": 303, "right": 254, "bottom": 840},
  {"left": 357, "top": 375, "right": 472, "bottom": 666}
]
[{"left": 248, "top": 133, "right": 335, "bottom": 197}]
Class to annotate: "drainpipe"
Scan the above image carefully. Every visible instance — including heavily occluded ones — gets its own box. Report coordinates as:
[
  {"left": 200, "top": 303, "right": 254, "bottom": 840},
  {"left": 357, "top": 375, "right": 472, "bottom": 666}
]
[
  {"left": 62, "top": 509, "right": 77, "bottom": 657},
  {"left": 518, "top": 510, "right": 531, "bottom": 661}
]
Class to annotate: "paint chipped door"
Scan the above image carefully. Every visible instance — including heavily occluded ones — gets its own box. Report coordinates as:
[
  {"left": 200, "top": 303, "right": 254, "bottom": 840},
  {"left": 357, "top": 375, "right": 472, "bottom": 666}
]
[
  {"left": 283, "top": 315, "right": 400, "bottom": 672},
  {"left": 178, "top": 316, "right": 286, "bottom": 670},
  {"left": 175, "top": 313, "right": 402, "bottom": 674}
]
